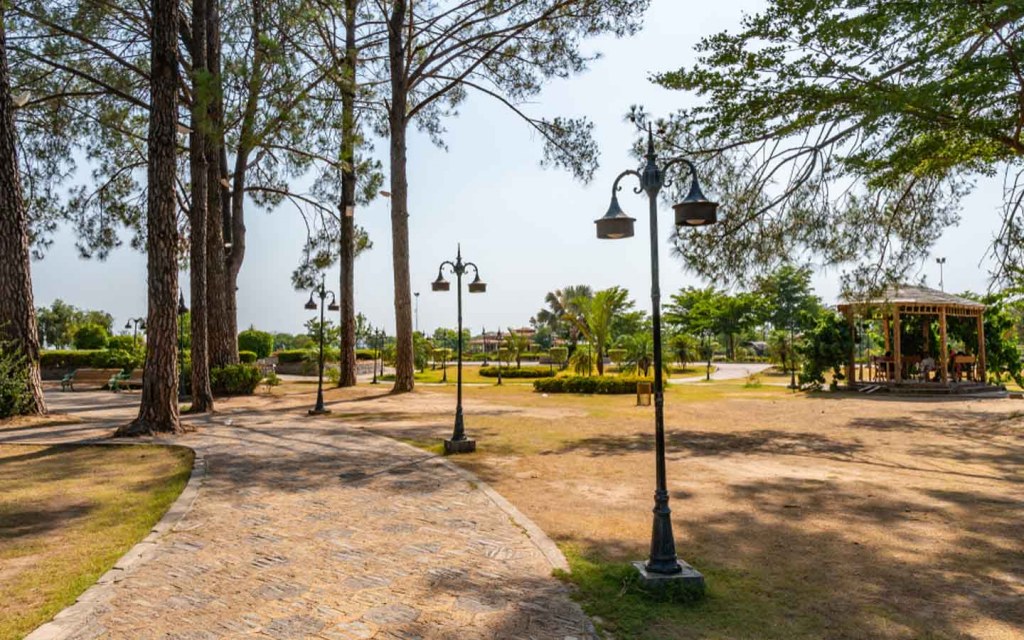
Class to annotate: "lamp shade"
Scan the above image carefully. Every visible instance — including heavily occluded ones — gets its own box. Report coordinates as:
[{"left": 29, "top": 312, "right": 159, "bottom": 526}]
[
  {"left": 304, "top": 295, "right": 317, "bottom": 310},
  {"left": 468, "top": 274, "right": 487, "bottom": 293},
  {"left": 431, "top": 273, "right": 450, "bottom": 292},
  {"left": 328, "top": 301, "right": 340, "bottom": 312},
  {"left": 125, "top": 321, "right": 132, "bottom": 330},
  {"left": 595, "top": 194, "right": 635, "bottom": 239},
  {"left": 673, "top": 174, "right": 718, "bottom": 227}
]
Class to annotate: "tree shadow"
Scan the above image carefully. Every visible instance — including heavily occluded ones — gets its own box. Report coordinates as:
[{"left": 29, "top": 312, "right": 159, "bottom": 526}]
[{"left": 0, "top": 503, "right": 95, "bottom": 541}]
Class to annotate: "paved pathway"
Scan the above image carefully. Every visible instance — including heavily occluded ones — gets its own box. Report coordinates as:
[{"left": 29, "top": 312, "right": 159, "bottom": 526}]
[
  {"left": 671, "top": 361, "right": 772, "bottom": 383},
  {"left": 4, "top": 392, "right": 594, "bottom": 640}
]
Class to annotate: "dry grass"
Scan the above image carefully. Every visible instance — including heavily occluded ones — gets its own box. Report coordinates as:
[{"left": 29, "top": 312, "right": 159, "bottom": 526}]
[
  {"left": 327, "top": 381, "right": 1024, "bottom": 639},
  {"left": 0, "top": 444, "right": 193, "bottom": 640}
]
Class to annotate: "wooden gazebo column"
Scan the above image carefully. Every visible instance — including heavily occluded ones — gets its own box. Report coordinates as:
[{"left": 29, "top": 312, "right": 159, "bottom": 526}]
[
  {"left": 977, "top": 311, "right": 987, "bottom": 381},
  {"left": 893, "top": 306, "right": 902, "bottom": 383},
  {"left": 939, "top": 307, "right": 948, "bottom": 383}
]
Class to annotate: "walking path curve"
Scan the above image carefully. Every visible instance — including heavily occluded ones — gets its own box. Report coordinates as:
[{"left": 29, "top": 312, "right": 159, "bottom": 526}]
[
  {"left": 671, "top": 361, "right": 773, "bottom": 383},
  {"left": 3, "top": 391, "right": 594, "bottom": 640}
]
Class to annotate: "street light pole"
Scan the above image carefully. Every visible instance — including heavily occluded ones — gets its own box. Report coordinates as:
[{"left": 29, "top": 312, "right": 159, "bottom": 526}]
[
  {"left": 414, "top": 292, "right": 420, "bottom": 333},
  {"left": 432, "top": 245, "right": 486, "bottom": 454},
  {"left": 125, "top": 317, "right": 145, "bottom": 347},
  {"left": 305, "top": 275, "right": 339, "bottom": 415},
  {"left": 177, "top": 292, "right": 188, "bottom": 401},
  {"left": 370, "top": 325, "right": 379, "bottom": 385},
  {"left": 936, "top": 257, "right": 946, "bottom": 291},
  {"left": 496, "top": 327, "right": 503, "bottom": 386},
  {"left": 594, "top": 123, "right": 717, "bottom": 590}
]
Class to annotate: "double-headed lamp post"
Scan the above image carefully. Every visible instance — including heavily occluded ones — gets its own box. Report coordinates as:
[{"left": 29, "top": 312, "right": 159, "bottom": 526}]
[
  {"left": 431, "top": 245, "right": 486, "bottom": 454},
  {"left": 304, "top": 275, "right": 339, "bottom": 415},
  {"left": 595, "top": 124, "right": 718, "bottom": 590},
  {"left": 125, "top": 317, "right": 146, "bottom": 346}
]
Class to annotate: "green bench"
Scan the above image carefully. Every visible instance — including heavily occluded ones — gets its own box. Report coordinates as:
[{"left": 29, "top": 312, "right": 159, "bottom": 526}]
[{"left": 60, "top": 368, "right": 123, "bottom": 392}]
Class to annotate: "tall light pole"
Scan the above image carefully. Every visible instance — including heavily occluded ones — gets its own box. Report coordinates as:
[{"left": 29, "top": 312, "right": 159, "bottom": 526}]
[
  {"left": 431, "top": 245, "right": 486, "bottom": 454},
  {"left": 936, "top": 257, "right": 946, "bottom": 291},
  {"left": 304, "top": 274, "right": 339, "bottom": 415},
  {"left": 414, "top": 292, "right": 420, "bottom": 333},
  {"left": 594, "top": 123, "right": 717, "bottom": 590},
  {"left": 370, "top": 325, "right": 379, "bottom": 385}
]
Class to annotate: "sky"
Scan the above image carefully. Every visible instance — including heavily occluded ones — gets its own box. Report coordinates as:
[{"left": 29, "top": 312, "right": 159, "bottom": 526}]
[{"left": 29, "top": 0, "right": 1008, "bottom": 337}]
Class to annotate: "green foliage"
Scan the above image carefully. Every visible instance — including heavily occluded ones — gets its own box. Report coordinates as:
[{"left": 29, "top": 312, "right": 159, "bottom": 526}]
[
  {"left": 569, "top": 287, "right": 634, "bottom": 375},
  {"left": 617, "top": 332, "right": 667, "bottom": 378},
  {"left": 72, "top": 324, "right": 109, "bottom": 350},
  {"left": 569, "top": 348, "right": 593, "bottom": 376},
  {"left": 413, "top": 332, "right": 431, "bottom": 372},
  {"left": 502, "top": 329, "right": 531, "bottom": 368},
  {"left": 533, "top": 376, "right": 658, "bottom": 395},
  {"left": 262, "top": 371, "right": 281, "bottom": 392},
  {"left": 432, "top": 328, "right": 470, "bottom": 352},
  {"left": 534, "top": 285, "right": 594, "bottom": 349},
  {"left": 238, "top": 329, "right": 274, "bottom": 359},
  {"left": 799, "top": 312, "right": 853, "bottom": 390},
  {"left": 607, "top": 348, "right": 627, "bottom": 365},
  {"left": 355, "top": 348, "right": 376, "bottom": 360},
  {"left": 670, "top": 333, "right": 700, "bottom": 367},
  {"left": 479, "top": 366, "right": 554, "bottom": 379},
  {"left": 106, "top": 335, "right": 137, "bottom": 352},
  {"left": 756, "top": 265, "right": 821, "bottom": 334},
  {"left": 276, "top": 349, "right": 313, "bottom": 364},
  {"left": 305, "top": 318, "right": 340, "bottom": 348},
  {"left": 90, "top": 349, "right": 142, "bottom": 371},
  {"left": 958, "top": 292, "right": 1024, "bottom": 386},
  {"left": 211, "top": 364, "right": 263, "bottom": 396},
  {"left": 651, "top": 2, "right": 1020, "bottom": 282},
  {"left": 549, "top": 346, "right": 569, "bottom": 366},
  {"left": 238, "top": 350, "right": 258, "bottom": 364},
  {"left": 35, "top": 300, "right": 113, "bottom": 349},
  {"left": 0, "top": 341, "right": 33, "bottom": 418},
  {"left": 39, "top": 350, "right": 102, "bottom": 369}
]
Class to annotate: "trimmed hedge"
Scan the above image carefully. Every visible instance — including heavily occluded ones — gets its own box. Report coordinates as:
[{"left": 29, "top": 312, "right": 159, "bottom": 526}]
[
  {"left": 275, "top": 349, "right": 313, "bottom": 363},
  {"left": 40, "top": 350, "right": 104, "bottom": 369},
  {"left": 356, "top": 349, "right": 375, "bottom": 360},
  {"left": 211, "top": 364, "right": 262, "bottom": 396},
  {"left": 239, "top": 350, "right": 258, "bottom": 363},
  {"left": 533, "top": 375, "right": 656, "bottom": 394},
  {"left": 479, "top": 366, "right": 554, "bottom": 379}
]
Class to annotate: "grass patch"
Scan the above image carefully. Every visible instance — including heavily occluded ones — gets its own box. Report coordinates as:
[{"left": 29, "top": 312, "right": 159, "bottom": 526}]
[{"left": 0, "top": 444, "right": 193, "bottom": 640}]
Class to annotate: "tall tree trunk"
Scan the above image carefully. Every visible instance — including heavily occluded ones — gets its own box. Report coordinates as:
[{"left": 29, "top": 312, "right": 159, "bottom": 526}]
[
  {"left": 188, "top": 0, "right": 214, "bottom": 413},
  {"left": 338, "top": 0, "right": 358, "bottom": 387},
  {"left": 205, "top": 0, "right": 235, "bottom": 368},
  {"left": 388, "top": 0, "right": 414, "bottom": 393},
  {"left": 0, "top": 10, "right": 45, "bottom": 415},
  {"left": 117, "top": 0, "right": 182, "bottom": 435}
]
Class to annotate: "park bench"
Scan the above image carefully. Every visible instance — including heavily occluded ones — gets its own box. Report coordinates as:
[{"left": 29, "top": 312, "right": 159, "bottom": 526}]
[
  {"left": 112, "top": 368, "right": 144, "bottom": 392},
  {"left": 60, "top": 368, "right": 123, "bottom": 392}
]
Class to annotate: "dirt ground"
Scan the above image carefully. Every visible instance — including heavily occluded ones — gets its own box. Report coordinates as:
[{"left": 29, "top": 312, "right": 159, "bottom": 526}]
[{"left": 227, "top": 379, "right": 1024, "bottom": 640}]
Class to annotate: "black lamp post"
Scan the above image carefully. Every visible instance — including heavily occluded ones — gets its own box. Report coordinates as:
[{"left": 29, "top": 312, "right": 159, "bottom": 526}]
[
  {"left": 595, "top": 124, "right": 717, "bottom": 590},
  {"left": 431, "top": 245, "right": 486, "bottom": 454},
  {"left": 177, "top": 292, "right": 188, "bottom": 401},
  {"left": 376, "top": 329, "right": 385, "bottom": 379},
  {"left": 370, "top": 325, "right": 379, "bottom": 384},
  {"left": 304, "top": 275, "right": 339, "bottom": 415},
  {"left": 125, "top": 317, "right": 146, "bottom": 346}
]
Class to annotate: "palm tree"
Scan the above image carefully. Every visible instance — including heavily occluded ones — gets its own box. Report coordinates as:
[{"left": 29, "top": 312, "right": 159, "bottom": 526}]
[
  {"left": 569, "top": 287, "right": 630, "bottom": 376},
  {"left": 535, "top": 285, "right": 593, "bottom": 350}
]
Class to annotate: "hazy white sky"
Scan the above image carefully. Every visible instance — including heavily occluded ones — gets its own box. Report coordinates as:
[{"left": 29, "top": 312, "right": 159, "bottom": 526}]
[{"left": 29, "top": 0, "right": 1006, "bottom": 336}]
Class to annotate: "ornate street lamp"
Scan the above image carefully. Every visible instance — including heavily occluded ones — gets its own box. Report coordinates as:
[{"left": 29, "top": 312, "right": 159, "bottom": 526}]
[
  {"left": 125, "top": 317, "right": 146, "bottom": 346},
  {"left": 177, "top": 292, "right": 188, "bottom": 401},
  {"left": 369, "top": 325, "right": 379, "bottom": 385},
  {"left": 431, "top": 245, "right": 486, "bottom": 454},
  {"left": 304, "top": 275, "right": 339, "bottom": 415},
  {"left": 496, "top": 327, "right": 503, "bottom": 386},
  {"left": 596, "top": 124, "right": 717, "bottom": 590},
  {"left": 376, "top": 329, "right": 385, "bottom": 380}
]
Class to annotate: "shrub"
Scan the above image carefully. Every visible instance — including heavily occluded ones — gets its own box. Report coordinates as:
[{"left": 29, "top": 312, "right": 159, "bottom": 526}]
[
  {"left": 39, "top": 350, "right": 103, "bottom": 369},
  {"left": 91, "top": 349, "right": 142, "bottom": 371},
  {"left": 107, "top": 335, "right": 138, "bottom": 352},
  {"left": 533, "top": 375, "right": 656, "bottom": 394},
  {"left": 262, "top": 371, "right": 281, "bottom": 392},
  {"left": 211, "top": 364, "right": 262, "bottom": 396},
  {"left": 356, "top": 348, "right": 376, "bottom": 360},
  {"left": 549, "top": 346, "right": 568, "bottom": 366},
  {"left": 73, "top": 323, "right": 109, "bottom": 350},
  {"left": 479, "top": 366, "right": 554, "bottom": 379},
  {"left": 239, "top": 350, "right": 258, "bottom": 363},
  {"left": 238, "top": 329, "right": 274, "bottom": 359},
  {"left": 0, "top": 342, "right": 33, "bottom": 418},
  {"left": 275, "top": 349, "right": 314, "bottom": 363}
]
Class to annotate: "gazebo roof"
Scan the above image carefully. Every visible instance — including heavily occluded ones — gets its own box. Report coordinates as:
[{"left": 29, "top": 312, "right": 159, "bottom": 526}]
[{"left": 838, "top": 285, "right": 984, "bottom": 313}]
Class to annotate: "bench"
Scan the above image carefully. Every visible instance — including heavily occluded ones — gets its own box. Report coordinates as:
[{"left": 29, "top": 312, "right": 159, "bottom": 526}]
[
  {"left": 112, "top": 368, "right": 144, "bottom": 391},
  {"left": 60, "top": 368, "right": 123, "bottom": 392}
]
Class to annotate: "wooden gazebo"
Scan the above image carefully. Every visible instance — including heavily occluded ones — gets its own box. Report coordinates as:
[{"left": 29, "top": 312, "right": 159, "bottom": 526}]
[{"left": 837, "top": 285, "right": 986, "bottom": 388}]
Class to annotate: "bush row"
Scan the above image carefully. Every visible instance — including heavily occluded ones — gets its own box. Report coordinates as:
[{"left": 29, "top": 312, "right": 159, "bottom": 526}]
[
  {"left": 239, "top": 350, "right": 257, "bottom": 363},
  {"left": 211, "top": 364, "right": 263, "bottom": 395},
  {"left": 533, "top": 375, "right": 655, "bottom": 394},
  {"left": 275, "top": 348, "right": 376, "bottom": 363},
  {"left": 479, "top": 366, "right": 554, "bottom": 379},
  {"left": 40, "top": 349, "right": 143, "bottom": 370}
]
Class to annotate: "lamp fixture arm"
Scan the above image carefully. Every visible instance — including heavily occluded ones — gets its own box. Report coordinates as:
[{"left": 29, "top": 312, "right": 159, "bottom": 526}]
[
  {"left": 660, "top": 157, "right": 697, "bottom": 188},
  {"left": 463, "top": 261, "right": 479, "bottom": 278},
  {"left": 612, "top": 169, "right": 643, "bottom": 197}
]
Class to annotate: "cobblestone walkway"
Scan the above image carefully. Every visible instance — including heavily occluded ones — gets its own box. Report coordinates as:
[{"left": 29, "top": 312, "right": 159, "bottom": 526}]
[{"left": 4, "top": 392, "right": 594, "bottom": 640}]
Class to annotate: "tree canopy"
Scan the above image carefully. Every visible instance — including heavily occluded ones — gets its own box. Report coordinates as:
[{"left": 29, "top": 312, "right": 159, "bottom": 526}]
[{"left": 652, "top": 0, "right": 1024, "bottom": 288}]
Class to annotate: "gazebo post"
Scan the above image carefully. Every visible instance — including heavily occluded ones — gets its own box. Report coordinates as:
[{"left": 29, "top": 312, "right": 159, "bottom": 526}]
[
  {"left": 844, "top": 307, "right": 856, "bottom": 386},
  {"left": 977, "top": 311, "right": 986, "bottom": 382},
  {"left": 883, "top": 315, "right": 891, "bottom": 353},
  {"left": 893, "top": 307, "right": 902, "bottom": 383},
  {"left": 939, "top": 307, "right": 948, "bottom": 384}
]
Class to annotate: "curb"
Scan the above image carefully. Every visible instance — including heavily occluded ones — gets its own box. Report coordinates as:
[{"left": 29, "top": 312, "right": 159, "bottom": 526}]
[{"left": 19, "top": 442, "right": 206, "bottom": 640}]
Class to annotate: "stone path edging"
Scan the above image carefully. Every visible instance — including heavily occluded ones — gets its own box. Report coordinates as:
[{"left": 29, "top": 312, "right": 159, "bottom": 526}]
[{"left": 22, "top": 442, "right": 206, "bottom": 640}]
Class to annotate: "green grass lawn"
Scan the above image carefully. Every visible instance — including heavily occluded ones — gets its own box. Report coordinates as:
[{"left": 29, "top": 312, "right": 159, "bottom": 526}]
[{"left": 0, "top": 444, "right": 194, "bottom": 640}]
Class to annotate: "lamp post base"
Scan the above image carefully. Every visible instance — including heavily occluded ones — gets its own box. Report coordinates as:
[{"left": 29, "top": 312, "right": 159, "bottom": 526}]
[
  {"left": 308, "top": 407, "right": 332, "bottom": 416},
  {"left": 632, "top": 560, "right": 704, "bottom": 595},
  {"left": 443, "top": 438, "right": 476, "bottom": 454}
]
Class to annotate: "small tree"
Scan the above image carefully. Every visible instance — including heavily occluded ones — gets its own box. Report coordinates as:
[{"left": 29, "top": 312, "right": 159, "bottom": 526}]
[
  {"left": 549, "top": 346, "right": 569, "bottom": 370},
  {"left": 799, "top": 313, "right": 853, "bottom": 390},
  {"left": 238, "top": 328, "right": 274, "bottom": 359},
  {"left": 671, "top": 333, "right": 700, "bottom": 369},
  {"left": 569, "top": 349, "right": 592, "bottom": 376},
  {"left": 73, "top": 324, "right": 109, "bottom": 350},
  {"left": 503, "top": 329, "right": 530, "bottom": 369}
]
